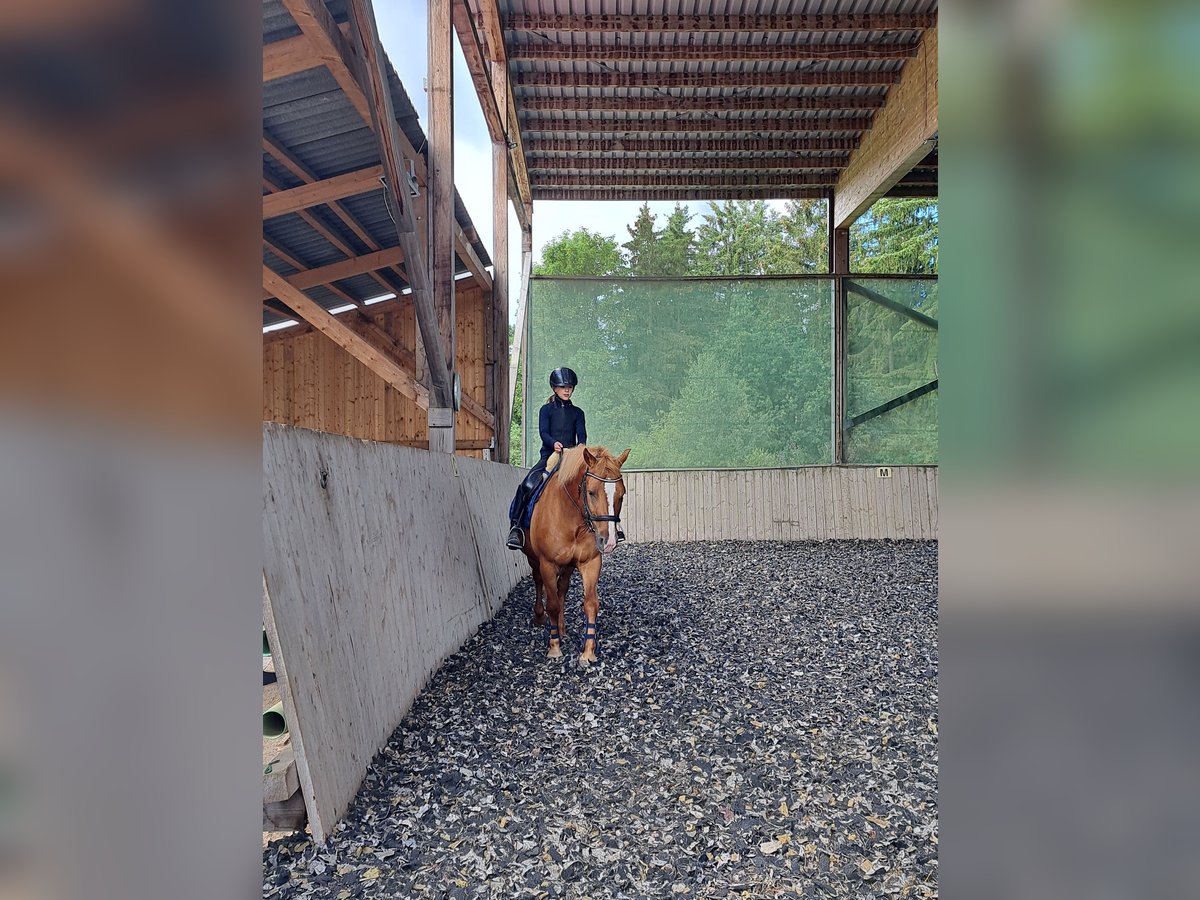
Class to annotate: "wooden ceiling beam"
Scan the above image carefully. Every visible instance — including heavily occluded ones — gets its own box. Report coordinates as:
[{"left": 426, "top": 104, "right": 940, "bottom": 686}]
[
  {"left": 834, "top": 25, "right": 938, "bottom": 227},
  {"left": 526, "top": 136, "right": 860, "bottom": 154},
  {"left": 263, "top": 238, "right": 364, "bottom": 309},
  {"left": 506, "top": 13, "right": 937, "bottom": 33},
  {"left": 263, "top": 34, "right": 317, "bottom": 82},
  {"left": 515, "top": 70, "right": 901, "bottom": 89},
  {"left": 262, "top": 165, "right": 384, "bottom": 218},
  {"left": 519, "top": 95, "right": 886, "bottom": 113},
  {"left": 451, "top": 1, "right": 507, "bottom": 144},
  {"left": 281, "top": 0, "right": 373, "bottom": 123},
  {"left": 272, "top": 246, "right": 405, "bottom": 291},
  {"left": 347, "top": 0, "right": 454, "bottom": 409},
  {"left": 535, "top": 173, "right": 839, "bottom": 189},
  {"left": 473, "top": 0, "right": 533, "bottom": 218},
  {"left": 522, "top": 116, "right": 874, "bottom": 135},
  {"left": 511, "top": 42, "right": 919, "bottom": 63},
  {"left": 264, "top": 265, "right": 430, "bottom": 408},
  {"left": 533, "top": 187, "right": 832, "bottom": 201},
  {"left": 529, "top": 156, "right": 848, "bottom": 173}
]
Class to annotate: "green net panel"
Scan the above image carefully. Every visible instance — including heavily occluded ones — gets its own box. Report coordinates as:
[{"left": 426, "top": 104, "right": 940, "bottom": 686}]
[
  {"left": 845, "top": 278, "right": 938, "bottom": 465},
  {"left": 526, "top": 277, "right": 833, "bottom": 469}
]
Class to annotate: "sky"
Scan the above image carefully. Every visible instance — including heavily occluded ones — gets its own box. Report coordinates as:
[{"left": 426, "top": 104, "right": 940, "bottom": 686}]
[{"left": 374, "top": 2, "right": 713, "bottom": 324}]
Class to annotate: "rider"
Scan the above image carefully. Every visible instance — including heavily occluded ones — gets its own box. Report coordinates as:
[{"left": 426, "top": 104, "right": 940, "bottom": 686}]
[{"left": 507, "top": 367, "right": 625, "bottom": 549}]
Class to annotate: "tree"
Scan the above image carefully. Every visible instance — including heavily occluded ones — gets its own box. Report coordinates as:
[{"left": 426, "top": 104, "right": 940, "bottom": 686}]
[
  {"left": 851, "top": 199, "right": 938, "bottom": 274},
  {"left": 535, "top": 228, "right": 625, "bottom": 277},
  {"left": 766, "top": 199, "right": 829, "bottom": 273},
  {"left": 694, "top": 200, "right": 778, "bottom": 275},
  {"left": 623, "top": 203, "right": 661, "bottom": 275}
]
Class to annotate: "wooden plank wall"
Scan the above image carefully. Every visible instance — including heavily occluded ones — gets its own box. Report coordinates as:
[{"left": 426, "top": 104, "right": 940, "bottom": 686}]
[
  {"left": 263, "top": 283, "right": 491, "bottom": 456},
  {"left": 262, "top": 423, "right": 527, "bottom": 841},
  {"left": 621, "top": 467, "right": 938, "bottom": 542}
]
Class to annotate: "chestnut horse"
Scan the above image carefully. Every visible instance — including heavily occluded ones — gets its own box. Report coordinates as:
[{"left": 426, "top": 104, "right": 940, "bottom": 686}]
[{"left": 523, "top": 445, "right": 631, "bottom": 664}]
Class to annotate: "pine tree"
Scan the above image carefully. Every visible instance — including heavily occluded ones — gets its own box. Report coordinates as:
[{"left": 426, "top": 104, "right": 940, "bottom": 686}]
[{"left": 623, "top": 203, "right": 661, "bottom": 275}]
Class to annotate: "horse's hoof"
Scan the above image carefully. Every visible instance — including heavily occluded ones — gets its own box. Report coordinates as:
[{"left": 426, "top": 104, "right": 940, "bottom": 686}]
[
  {"left": 578, "top": 654, "right": 595, "bottom": 668},
  {"left": 533, "top": 614, "right": 545, "bottom": 627},
  {"left": 547, "top": 644, "right": 562, "bottom": 659}
]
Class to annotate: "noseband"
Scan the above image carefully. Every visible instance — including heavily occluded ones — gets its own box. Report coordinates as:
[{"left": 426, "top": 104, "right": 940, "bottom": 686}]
[{"left": 562, "top": 466, "right": 623, "bottom": 537}]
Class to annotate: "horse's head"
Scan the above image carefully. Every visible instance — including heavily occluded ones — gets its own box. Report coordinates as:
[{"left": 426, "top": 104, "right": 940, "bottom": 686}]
[{"left": 577, "top": 446, "right": 631, "bottom": 555}]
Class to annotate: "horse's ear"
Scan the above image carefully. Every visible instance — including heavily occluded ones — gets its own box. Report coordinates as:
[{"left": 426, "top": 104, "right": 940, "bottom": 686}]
[
  {"left": 582, "top": 446, "right": 596, "bottom": 467},
  {"left": 616, "top": 448, "right": 631, "bottom": 467}
]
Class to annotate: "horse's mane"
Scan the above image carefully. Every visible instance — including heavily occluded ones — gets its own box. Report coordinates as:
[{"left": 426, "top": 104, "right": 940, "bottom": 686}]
[{"left": 554, "top": 445, "right": 619, "bottom": 487}]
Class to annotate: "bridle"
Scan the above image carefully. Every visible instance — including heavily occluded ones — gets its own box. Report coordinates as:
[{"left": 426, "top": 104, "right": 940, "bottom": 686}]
[{"left": 561, "top": 465, "right": 623, "bottom": 537}]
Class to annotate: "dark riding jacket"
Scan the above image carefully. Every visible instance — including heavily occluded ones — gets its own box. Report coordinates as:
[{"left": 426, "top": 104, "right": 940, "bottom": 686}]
[{"left": 537, "top": 396, "right": 586, "bottom": 467}]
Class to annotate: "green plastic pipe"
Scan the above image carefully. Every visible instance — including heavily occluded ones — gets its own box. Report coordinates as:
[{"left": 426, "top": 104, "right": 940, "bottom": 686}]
[{"left": 262, "top": 701, "right": 288, "bottom": 737}]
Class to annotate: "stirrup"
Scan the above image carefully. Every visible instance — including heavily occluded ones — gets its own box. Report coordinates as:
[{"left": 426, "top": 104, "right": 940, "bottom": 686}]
[{"left": 506, "top": 526, "right": 525, "bottom": 550}]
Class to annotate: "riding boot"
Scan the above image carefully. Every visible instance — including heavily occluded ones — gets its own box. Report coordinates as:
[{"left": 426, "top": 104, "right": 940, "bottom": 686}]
[{"left": 506, "top": 470, "right": 543, "bottom": 549}]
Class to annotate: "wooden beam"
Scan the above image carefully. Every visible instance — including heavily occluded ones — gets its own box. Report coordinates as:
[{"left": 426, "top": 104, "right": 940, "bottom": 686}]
[
  {"left": 264, "top": 265, "right": 430, "bottom": 408},
  {"left": 527, "top": 136, "right": 860, "bottom": 155},
  {"left": 535, "top": 173, "right": 839, "bottom": 189},
  {"left": 263, "top": 34, "right": 317, "bottom": 82},
  {"left": 529, "top": 156, "right": 848, "bottom": 173},
  {"left": 281, "top": 0, "right": 373, "bottom": 123},
  {"left": 519, "top": 95, "right": 886, "bottom": 113},
  {"left": 515, "top": 69, "right": 902, "bottom": 90},
  {"left": 262, "top": 165, "right": 384, "bottom": 218},
  {"left": 507, "top": 13, "right": 937, "bottom": 32},
  {"left": 346, "top": 0, "right": 455, "bottom": 409},
  {"left": 263, "top": 238, "right": 364, "bottom": 308},
  {"left": 491, "top": 64, "right": 510, "bottom": 462},
  {"left": 263, "top": 136, "right": 408, "bottom": 296},
  {"left": 510, "top": 41, "right": 920, "bottom": 63},
  {"left": 429, "top": 0, "right": 457, "bottom": 440},
  {"left": 276, "top": 246, "right": 405, "bottom": 291},
  {"left": 451, "top": 0, "right": 506, "bottom": 143},
  {"left": 533, "top": 187, "right": 832, "bottom": 202},
  {"left": 454, "top": 223, "right": 492, "bottom": 292},
  {"left": 473, "top": 0, "right": 533, "bottom": 212},
  {"left": 834, "top": 24, "right": 938, "bottom": 228},
  {"left": 522, "top": 116, "right": 874, "bottom": 135}
]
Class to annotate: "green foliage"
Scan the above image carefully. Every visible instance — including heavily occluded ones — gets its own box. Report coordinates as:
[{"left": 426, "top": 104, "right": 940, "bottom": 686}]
[
  {"left": 524, "top": 198, "right": 938, "bottom": 468},
  {"left": 508, "top": 366, "right": 523, "bottom": 466},
  {"left": 851, "top": 199, "right": 939, "bottom": 274},
  {"left": 535, "top": 228, "right": 625, "bottom": 277}
]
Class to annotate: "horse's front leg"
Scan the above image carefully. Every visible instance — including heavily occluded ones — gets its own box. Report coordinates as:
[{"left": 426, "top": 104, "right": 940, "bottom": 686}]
[
  {"left": 577, "top": 556, "right": 602, "bottom": 665},
  {"left": 555, "top": 567, "right": 572, "bottom": 645},
  {"left": 539, "top": 559, "right": 564, "bottom": 658},
  {"left": 528, "top": 554, "right": 545, "bottom": 626}
]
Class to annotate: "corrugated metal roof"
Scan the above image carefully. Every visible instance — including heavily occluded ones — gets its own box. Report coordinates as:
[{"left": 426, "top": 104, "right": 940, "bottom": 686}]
[
  {"left": 263, "top": 0, "right": 491, "bottom": 326},
  {"left": 498, "top": 0, "right": 938, "bottom": 202}
]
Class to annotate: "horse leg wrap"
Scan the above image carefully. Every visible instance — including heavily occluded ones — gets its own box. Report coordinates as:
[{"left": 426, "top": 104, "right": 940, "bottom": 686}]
[
  {"left": 581, "top": 621, "right": 598, "bottom": 652},
  {"left": 547, "top": 623, "right": 561, "bottom": 644}
]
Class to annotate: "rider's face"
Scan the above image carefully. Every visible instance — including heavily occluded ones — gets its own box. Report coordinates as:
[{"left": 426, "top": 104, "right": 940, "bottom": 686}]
[{"left": 554, "top": 385, "right": 574, "bottom": 400}]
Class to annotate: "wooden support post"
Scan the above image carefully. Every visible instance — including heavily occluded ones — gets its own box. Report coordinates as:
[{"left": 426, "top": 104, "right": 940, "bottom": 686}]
[
  {"left": 428, "top": 0, "right": 456, "bottom": 451},
  {"left": 345, "top": 0, "right": 455, "bottom": 413},
  {"left": 491, "top": 58, "right": 511, "bottom": 464},
  {"left": 517, "top": 226, "right": 533, "bottom": 466},
  {"left": 829, "top": 209, "right": 850, "bottom": 465}
]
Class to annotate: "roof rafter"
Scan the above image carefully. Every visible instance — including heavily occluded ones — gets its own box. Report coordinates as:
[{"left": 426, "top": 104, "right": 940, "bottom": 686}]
[
  {"left": 525, "top": 136, "right": 861, "bottom": 154},
  {"left": 519, "top": 95, "right": 886, "bottom": 113},
  {"left": 510, "top": 41, "right": 920, "bottom": 63},
  {"left": 515, "top": 70, "right": 902, "bottom": 89},
  {"left": 522, "top": 116, "right": 874, "bottom": 135},
  {"left": 533, "top": 187, "right": 832, "bottom": 201},
  {"left": 535, "top": 173, "right": 839, "bottom": 189},
  {"left": 261, "top": 165, "right": 385, "bottom": 219},
  {"left": 529, "top": 156, "right": 848, "bottom": 173},
  {"left": 506, "top": 13, "right": 937, "bottom": 33}
]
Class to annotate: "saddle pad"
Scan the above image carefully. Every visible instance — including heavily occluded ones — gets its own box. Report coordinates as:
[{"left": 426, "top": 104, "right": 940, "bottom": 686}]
[{"left": 509, "top": 473, "right": 553, "bottom": 531}]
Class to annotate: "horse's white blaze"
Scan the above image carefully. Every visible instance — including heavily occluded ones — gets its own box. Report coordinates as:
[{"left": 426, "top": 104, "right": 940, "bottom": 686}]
[{"left": 602, "top": 481, "right": 618, "bottom": 552}]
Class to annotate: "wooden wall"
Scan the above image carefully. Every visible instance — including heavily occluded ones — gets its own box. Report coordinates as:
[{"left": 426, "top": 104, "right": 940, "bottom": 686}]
[
  {"left": 262, "top": 282, "right": 492, "bottom": 455},
  {"left": 262, "top": 423, "right": 527, "bottom": 842},
  {"left": 621, "top": 466, "right": 938, "bottom": 542}
]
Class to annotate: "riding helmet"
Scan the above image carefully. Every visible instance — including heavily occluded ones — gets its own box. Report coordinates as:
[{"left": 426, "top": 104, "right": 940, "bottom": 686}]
[{"left": 549, "top": 367, "right": 579, "bottom": 388}]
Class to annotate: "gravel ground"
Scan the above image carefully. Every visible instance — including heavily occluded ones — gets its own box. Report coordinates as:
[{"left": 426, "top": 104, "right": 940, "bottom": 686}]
[{"left": 263, "top": 540, "right": 938, "bottom": 899}]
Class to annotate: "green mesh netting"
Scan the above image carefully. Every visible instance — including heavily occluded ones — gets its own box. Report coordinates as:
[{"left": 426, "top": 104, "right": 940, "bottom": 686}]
[
  {"left": 845, "top": 278, "right": 939, "bottom": 465},
  {"left": 526, "top": 278, "right": 834, "bottom": 469}
]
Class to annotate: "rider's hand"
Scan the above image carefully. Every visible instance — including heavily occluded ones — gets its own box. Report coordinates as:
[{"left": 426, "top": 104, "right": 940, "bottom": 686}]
[{"left": 553, "top": 442, "right": 563, "bottom": 452}]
